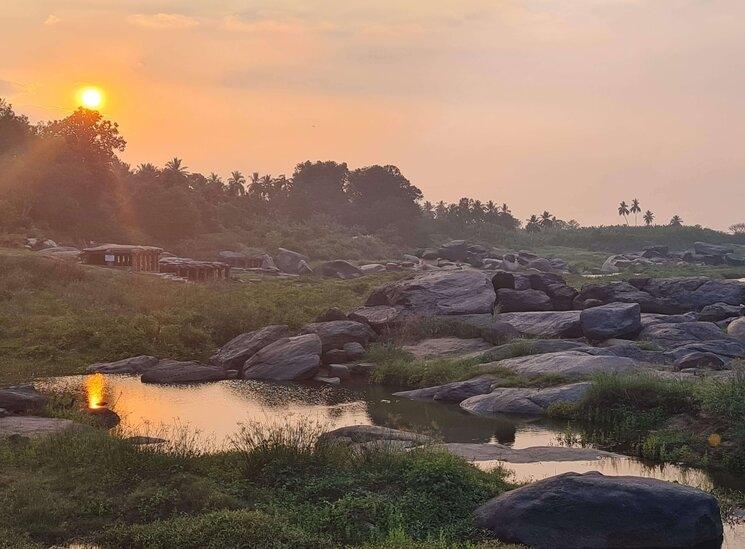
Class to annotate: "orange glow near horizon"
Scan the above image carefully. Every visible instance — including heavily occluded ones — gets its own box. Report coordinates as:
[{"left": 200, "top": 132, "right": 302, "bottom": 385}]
[
  {"left": 77, "top": 86, "right": 104, "bottom": 109},
  {"left": 85, "top": 373, "right": 106, "bottom": 409}
]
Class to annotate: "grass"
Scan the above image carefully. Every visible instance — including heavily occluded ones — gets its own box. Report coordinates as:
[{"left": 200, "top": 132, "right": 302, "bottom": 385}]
[
  {"left": 0, "top": 420, "right": 514, "bottom": 548},
  {"left": 0, "top": 249, "right": 404, "bottom": 384},
  {"left": 554, "top": 368, "right": 745, "bottom": 474}
]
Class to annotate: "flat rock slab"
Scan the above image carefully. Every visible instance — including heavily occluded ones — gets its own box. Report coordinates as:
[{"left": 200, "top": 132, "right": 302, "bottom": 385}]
[
  {"left": 318, "top": 425, "right": 432, "bottom": 449},
  {"left": 402, "top": 337, "right": 493, "bottom": 360},
  {"left": 366, "top": 270, "right": 496, "bottom": 316},
  {"left": 460, "top": 382, "right": 591, "bottom": 416},
  {"left": 479, "top": 351, "right": 638, "bottom": 379},
  {"left": 87, "top": 355, "right": 159, "bottom": 374},
  {"left": 243, "top": 334, "right": 322, "bottom": 381},
  {"left": 640, "top": 321, "right": 731, "bottom": 348},
  {"left": 432, "top": 314, "right": 521, "bottom": 344},
  {"left": 393, "top": 375, "right": 500, "bottom": 403},
  {"left": 347, "top": 306, "right": 402, "bottom": 330},
  {"left": 474, "top": 471, "right": 723, "bottom": 549},
  {"left": 301, "top": 320, "right": 376, "bottom": 352},
  {"left": 443, "top": 443, "right": 620, "bottom": 463},
  {"left": 495, "top": 311, "right": 582, "bottom": 338},
  {"left": 0, "top": 416, "right": 84, "bottom": 438},
  {"left": 141, "top": 360, "right": 228, "bottom": 384},
  {"left": 580, "top": 302, "right": 641, "bottom": 340}
]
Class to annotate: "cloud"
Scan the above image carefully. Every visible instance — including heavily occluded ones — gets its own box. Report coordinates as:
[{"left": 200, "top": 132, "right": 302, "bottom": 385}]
[
  {"left": 127, "top": 13, "right": 199, "bottom": 30},
  {"left": 43, "top": 14, "right": 60, "bottom": 26}
]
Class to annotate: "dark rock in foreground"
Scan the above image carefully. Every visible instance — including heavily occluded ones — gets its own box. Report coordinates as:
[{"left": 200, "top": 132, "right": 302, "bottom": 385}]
[
  {"left": 0, "top": 385, "right": 48, "bottom": 413},
  {"left": 393, "top": 375, "right": 499, "bottom": 403},
  {"left": 474, "top": 471, "right": 723, "bottom": 549},
  {"left": 496, "top": 288, "right": 552, "bottom": 312},
  {"left": 494, "top": 311, "right": 582, "bottom": 338},
  {"left": 317, "top": 260, "right": 363, "bottom": 279},
  {"left": 460, "top": 382, "right": 590, "bottom": 416},
  {"left": 318, "top": 425, "right": 431, "bottom": 450}
]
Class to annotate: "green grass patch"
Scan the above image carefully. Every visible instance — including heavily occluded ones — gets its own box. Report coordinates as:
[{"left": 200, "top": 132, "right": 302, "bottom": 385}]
[{"left": 0, "top": 421, "right": 512, "bottom": 548}]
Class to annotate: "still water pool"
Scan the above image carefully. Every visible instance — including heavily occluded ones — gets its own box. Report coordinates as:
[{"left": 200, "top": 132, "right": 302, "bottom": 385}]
[{"left": 40, "top": 375, "right": 745, "bottom": 547}]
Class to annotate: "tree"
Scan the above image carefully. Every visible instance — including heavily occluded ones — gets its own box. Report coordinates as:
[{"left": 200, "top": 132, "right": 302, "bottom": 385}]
[
  {"left": 526, "top": 214, "right": 541, "bottom": 234},
  {"left": 290, "top": 160, "right": 349, "bottom": 220},
  {"left": 643, "top": 210, "right": 655, "bottom": 226},
  {"left": 669, "top": 215, "right": 683, "bottom": 227},
  {"left": 618, "top": 201, "right": 630, "bottom": 225},
  {"left": 539, "top": 211, "right": 554, "bottom": 228},
  {"left": 630, "top": 198, "right": 641, "bottom": 226},
  {"left": 226, "top": 171, "right": 246, "bottom": 197},
  {"left": 729, "top": 223, "right": 745, "bottom": 235},
  {"left": 0, "top": 99, "right": 32, "bottom": 154}
]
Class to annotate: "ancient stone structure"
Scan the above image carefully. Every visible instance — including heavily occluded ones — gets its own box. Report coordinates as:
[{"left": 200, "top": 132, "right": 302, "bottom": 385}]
[
  {"left": 158, "top": 257, "right": 231, "bottom": 281},
  {"left": 81, "top": 244, "right": 162, "bottom": 271}
]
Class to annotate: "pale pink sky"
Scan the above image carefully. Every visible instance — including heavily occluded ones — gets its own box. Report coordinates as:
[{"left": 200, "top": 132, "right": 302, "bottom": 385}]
[{"left": 2, "top": 1, "right": 744, "bottom": 229}]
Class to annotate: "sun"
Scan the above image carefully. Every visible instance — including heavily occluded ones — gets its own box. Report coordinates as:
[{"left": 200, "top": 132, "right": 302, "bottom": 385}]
[{"left": 78, "top": 86, "right": 104, "bottom": 109}]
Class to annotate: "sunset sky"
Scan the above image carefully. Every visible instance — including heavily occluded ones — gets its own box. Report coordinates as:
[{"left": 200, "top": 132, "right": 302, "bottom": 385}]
[{"left": 2, "top": 1, "right": 744, "bottom": 229}]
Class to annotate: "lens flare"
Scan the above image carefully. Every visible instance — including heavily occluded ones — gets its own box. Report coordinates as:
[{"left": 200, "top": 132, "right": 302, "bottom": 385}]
[{"left": 86, "top": 373, "right": 107, "bottom": 409}]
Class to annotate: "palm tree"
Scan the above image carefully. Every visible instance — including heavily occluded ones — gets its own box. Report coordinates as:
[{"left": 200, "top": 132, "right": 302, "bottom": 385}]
[
  {"left": 643, "top": 210, "right": 655, "bottom": 226},
  {"left": 227, "top": 170, "right": 246, "bottom": 197},
  {"left": 500, "top": 203, "right": 511, "bottom": 215},
  {"left": 526, "top": 214, "right": 541, "bottom": 234},
  {"left": 630, "top": 198, "right": 641, "bottom": 226},
  {"left": 539, "top": 210, "right": 553, "bottom": 228},
  {"left": 669, "top": 215, "right": 683, "bottom": 227},
  {"left": 618, "top": 201, "right": 630, "bottom": 225},
  {"left": 164, "top": 157, "right": 188, "bottom": 176}
]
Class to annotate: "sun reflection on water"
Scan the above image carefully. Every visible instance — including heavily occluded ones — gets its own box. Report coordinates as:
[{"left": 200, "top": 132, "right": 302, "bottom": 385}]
[{"left": 85, "top": 373, "right": 106, "bottom": 409}]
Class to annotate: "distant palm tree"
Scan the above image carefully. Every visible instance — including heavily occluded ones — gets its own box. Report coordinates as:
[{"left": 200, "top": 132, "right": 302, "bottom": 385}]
[
  {"left": 643, "top": 210, "right": 655, "bottom": 226},
  {"left": 618, "top": 201, "right": 630, "bottom": 225},
  {"left": 526, "top": 214, "right": 541, "bottom": 234},
  {"left": 630, "top": 198, "right": 641, "bottom": 226},
  {"left": 669, "top": 215, "right": 683, "bottom": 227},
  {"left": 539, "top": 211, "right": 553, "bottom": 228},
  {"left": 500, "top": 203, "right": 511, "bottom": 215},
  {"left": 227, "top": 171, "right": 246, "bottom": 197},
  {"left": 164, "top": 157, "right": 188, "bottom": 177}
]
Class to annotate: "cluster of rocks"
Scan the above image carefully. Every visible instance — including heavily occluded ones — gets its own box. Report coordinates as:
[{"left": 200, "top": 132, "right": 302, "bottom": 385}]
[
  {"left": 415, "top": 240, "right": 570, "bottom": 273},
  {"left": 602, "top": 241, "right": 745, "bottom": 273},
  {"left": 88, "top": 316, "right": 382, "bottom": 385},
  {"left": 0, "top": 385, "right": 87, "bottom": 438}
]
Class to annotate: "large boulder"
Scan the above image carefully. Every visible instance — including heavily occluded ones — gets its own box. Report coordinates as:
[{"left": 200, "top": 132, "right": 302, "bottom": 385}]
[
  {"left": 210, "top": 325, "right": 291, "bottom": 370},
  {"left": 242, "top": 334, "right": 322, "bottom": 380},
  {"left": 366, "top": 270, "right": 496, "bottom": 316},
  {"left": 699, "top": 302, "right": 744, "bottom": 322},
  {"left": 495, "top": 288, "right": 552, "bottom": 312},
  {"left": 0, "top": 385, "right": 48, "bottom": 413},
  {"left": 141, "top": 360, "right": 228, "bottom": 384},
  {"left": 359, "top": 263, "right": 387, "bottom": 274},
  {"left": 727, "top": 317, "right": 745, "bottom": 342},
  {"left": 639, "top": 321, "right": 730, "bottom": 348},
  {"left": 474, "top": 471, "right": 723, "bottom": 548},
  {"left": 317, "top": 260, "right": 363, "bottom": 279},
  {"left": 484, "top": 351, "right": 637, "bottom": 379},
  {"left": 574, "top": 281, "right": 680, "bottom": 314},
  {"left": 495, "top": 311, "right": 582, "bottom": 338},
  {"left": 437, "top": 240, "right": 468, "bottom": 262},
  {"left": 393, "top": 375, "right": 499, "bottom": 403},
  {"left": 580, "top": 302, "right": 641, "bottom": 341},
  {"left": 431, "top": 314, "right": 521, "bottom": 344},
  {"left": 301, "top": 320, "right": 376, "bottom": 352},
  {"left": 632, "top": 277, "right": 745, "bottom": 311},
  {"left": 87, "top": 355, "right": 159, "bottom": 374},
  {"left": 694, "top": 242, "right": 734, "bottom": 256},
  {"left": 460, "top": 382, "right": 590, "bottom": 416},
  {"left": 481, "top": 339, "right": 588, "bottom": 362},
  {"left": 275, "top": 248, "right": 310, "bottom": 274}
]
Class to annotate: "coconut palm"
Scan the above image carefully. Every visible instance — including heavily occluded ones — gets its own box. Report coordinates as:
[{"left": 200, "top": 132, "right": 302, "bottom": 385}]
[
  {"left": 164, "top": 157, "right": 187, "bottom": 176},
  {"left": 630, "top": 198, "right": 641, "bottom": 226},
  {"left": 643, "top": 210, "right": 655, "bottom": 226},
  {"left": 539, "top": 210, "right": 553, "bottom": 228},
  {"left": 500, "top": 203, "right": 511, "bottom": 215},
  {"left": 526, "top": 214, "right": 541, "bottom": 234},
  {"left": 618, "top": 201, "right": 630, "bottom": 225},
  {"left": 227, "top": 170, "right": 246, "bottom": 197},
  {"left": 669, "top": 215, "right": 683, "bottom": 227}
]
